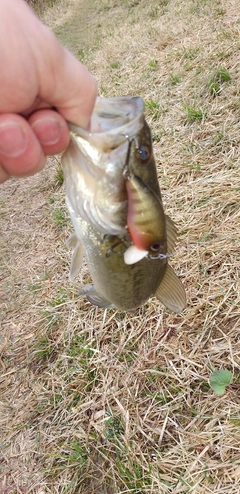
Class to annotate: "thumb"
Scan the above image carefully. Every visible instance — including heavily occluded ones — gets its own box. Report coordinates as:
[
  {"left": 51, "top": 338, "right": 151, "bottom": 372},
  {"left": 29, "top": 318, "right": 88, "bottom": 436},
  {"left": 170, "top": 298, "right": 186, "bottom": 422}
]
[{"left": 38, "top": 29, "right": 98, "bottom": 129}]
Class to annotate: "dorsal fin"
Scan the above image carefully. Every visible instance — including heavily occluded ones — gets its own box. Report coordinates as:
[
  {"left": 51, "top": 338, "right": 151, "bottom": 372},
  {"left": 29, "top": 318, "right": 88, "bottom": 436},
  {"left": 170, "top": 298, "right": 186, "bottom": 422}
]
[
  {"left": 66, "top": 234, "right": 84, "bottom": 281},
  {"left": 165, "top": 215, "right": 178, "bottom": 254},
  {"left": 155, "top": 263, "right": 186, "bottom": 313},
  {"left": 66, "top": 233, "right": 79, "bottom": 249}
]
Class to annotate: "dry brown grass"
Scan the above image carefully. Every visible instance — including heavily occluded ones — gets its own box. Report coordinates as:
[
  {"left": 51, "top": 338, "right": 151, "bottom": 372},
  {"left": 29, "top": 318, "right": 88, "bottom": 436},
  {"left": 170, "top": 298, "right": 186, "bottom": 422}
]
[{"left": 1, "top": 0, "right": 240, "bottom": 492}]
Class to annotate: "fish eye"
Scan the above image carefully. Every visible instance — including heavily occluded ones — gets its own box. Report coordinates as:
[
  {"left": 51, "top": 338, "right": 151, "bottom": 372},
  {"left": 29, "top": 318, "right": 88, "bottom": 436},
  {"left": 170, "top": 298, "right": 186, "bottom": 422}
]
[
  {"left": 150, "top": 242, "right": 161, "bottom": 252},
  {"left": 137, "top": 145, "right": 151, "bottom": 162}
]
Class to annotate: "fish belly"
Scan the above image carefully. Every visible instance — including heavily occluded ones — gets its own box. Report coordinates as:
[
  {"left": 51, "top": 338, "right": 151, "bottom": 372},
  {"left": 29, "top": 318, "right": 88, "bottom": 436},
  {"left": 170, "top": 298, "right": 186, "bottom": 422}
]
[{"left": 79, "top": 219, "right": 167, "bottom": 311}]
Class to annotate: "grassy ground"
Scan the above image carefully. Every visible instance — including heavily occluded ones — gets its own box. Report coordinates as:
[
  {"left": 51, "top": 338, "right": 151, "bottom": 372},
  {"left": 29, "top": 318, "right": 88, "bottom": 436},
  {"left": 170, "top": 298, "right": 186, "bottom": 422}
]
[{"left": 1, "top": 0, "right": 240, "bottom": 492}]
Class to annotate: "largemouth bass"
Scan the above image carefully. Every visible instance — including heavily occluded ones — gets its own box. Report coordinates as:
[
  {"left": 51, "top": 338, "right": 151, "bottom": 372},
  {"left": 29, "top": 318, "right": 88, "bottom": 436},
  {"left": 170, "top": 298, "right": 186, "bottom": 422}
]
[{"left": 62, "top": 96, "right": 186, "bottom": 313}]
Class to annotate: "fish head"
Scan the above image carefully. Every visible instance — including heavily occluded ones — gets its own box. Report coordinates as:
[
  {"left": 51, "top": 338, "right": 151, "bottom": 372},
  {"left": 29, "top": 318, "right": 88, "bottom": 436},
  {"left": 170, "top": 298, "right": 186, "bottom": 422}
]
[{"left": 62, "top": 97, "right": 145, "bottom": 237}]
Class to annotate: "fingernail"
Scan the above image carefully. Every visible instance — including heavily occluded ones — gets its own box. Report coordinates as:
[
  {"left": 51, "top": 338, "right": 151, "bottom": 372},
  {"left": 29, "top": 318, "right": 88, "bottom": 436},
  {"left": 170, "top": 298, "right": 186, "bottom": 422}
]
[
  {"left": 0, "top": 123, "right": 27, "bottom": 157},
  {"left": 32, "top": 118, "right": 61, "bottom": 145}
]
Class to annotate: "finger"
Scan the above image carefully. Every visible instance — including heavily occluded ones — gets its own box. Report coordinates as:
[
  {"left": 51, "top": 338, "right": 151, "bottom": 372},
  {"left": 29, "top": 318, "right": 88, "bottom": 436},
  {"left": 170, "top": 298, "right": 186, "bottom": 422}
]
[
  {"left": 0, "top": 164, "right": 9, "bottom": 183},
  {"left": 0, "top": 114, "right": 45, "bottom": 183},
  {"left": 29, "top": 108, "right": 70, "bottom": 155},
  {"left": 38, "top": 30, "right": 98, "bottom": 128},
  {"left": 21, "top": 97, "right": 52, "bottom": 117}
]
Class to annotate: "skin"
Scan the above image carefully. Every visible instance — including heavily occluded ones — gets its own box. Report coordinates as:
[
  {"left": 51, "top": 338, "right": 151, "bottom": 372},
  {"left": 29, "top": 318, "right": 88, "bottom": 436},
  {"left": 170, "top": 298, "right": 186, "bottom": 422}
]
[{"left": 0, "top": 0, "right": 97, "bottom": 183}]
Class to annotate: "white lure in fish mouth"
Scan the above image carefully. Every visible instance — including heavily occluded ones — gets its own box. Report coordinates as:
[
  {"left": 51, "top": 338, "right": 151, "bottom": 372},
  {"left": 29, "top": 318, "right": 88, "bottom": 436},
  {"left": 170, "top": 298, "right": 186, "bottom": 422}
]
[
  {"left": 123, "top": 244, "right": 171, "bottom": 265},
  {"left": 123, "top": 245, "right": 149, "bottom": 265}
]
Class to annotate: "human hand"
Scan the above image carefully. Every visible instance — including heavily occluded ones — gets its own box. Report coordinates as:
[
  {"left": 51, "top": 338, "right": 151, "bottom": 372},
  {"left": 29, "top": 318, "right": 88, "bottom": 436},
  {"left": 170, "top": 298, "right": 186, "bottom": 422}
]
[{"left": 0, "top": 0, "right": 97, "bottom": 183}]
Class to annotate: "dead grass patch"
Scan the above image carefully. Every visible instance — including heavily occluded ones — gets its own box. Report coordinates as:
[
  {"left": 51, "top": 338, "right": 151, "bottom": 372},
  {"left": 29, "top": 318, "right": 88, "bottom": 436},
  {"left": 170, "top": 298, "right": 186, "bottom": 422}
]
[{"left": 1, "top": 0, "right": 240, "bottom": 492}]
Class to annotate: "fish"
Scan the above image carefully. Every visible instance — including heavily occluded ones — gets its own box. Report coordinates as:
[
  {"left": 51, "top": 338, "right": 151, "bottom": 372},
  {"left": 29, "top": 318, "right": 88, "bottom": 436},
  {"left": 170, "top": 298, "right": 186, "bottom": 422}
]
[{"left": 62, "top": 96, "right": 186, "bottom": 313}]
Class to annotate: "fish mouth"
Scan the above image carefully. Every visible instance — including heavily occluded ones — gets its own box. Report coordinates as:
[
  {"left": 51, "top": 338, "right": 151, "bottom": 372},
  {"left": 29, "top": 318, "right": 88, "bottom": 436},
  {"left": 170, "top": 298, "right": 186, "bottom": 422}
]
[{"left": 68, "top": 96, "right": 145, "bottom": 151}]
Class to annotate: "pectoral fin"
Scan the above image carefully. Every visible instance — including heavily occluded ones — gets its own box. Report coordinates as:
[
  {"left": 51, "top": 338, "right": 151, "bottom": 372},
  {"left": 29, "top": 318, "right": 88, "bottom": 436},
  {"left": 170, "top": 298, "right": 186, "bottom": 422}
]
[
  {"left": 78, "top": 284, "right": 114, "bottom": 309},
  {"left": 155, "top": 263, "right": 186, "bottom": 313},
  {"left": 165, "top": 216, "right": 178, "bottom": 254},
  {"left": 66, "top": 232, "right": 79, "bottom": 249},
  {"left": 66, "top": 233, "right": 84, "bottom": 281}
]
